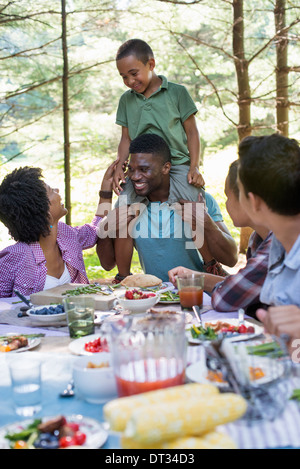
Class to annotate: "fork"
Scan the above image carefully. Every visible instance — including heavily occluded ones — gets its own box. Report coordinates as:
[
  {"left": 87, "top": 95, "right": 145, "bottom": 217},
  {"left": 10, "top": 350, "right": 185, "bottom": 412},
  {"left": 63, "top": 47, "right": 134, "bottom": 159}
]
[{"left": 238, "top": 308, "right": 245, "bottom": 326}]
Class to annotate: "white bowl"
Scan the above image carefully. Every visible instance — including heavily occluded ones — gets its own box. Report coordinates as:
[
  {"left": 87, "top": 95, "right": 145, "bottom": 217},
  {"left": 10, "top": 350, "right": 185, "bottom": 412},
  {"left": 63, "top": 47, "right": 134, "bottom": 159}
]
[
  {"left": 72, "top": 353, "right": 118, "bottom": 404},
  {"left": 117, "top": 293, "right": 160, "bottom": 313},
  {"left": 26, "top": 304, "right": 66, "bottom": 324}
]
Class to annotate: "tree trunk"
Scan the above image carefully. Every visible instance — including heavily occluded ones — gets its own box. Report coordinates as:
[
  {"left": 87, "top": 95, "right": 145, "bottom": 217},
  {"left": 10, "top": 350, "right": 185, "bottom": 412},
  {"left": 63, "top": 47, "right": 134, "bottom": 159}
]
[
  {"left": 275, "top": 0, "right": 289, "bottom": 137},
  {"left": 61, "top": 0, "right": 71, "bottom": 225},
  {"left": 232, "top": 0, "right": 252, "bottom": 143},
  {"left": 232, "top": 0, "right": 253, "bottom": 252}
]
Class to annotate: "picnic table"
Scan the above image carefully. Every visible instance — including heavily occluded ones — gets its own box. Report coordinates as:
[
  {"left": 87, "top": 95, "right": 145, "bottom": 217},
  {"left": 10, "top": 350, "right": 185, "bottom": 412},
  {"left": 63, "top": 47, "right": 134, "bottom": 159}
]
[{"left": 1, "top": 293, "right": 300, "bottom": 450}]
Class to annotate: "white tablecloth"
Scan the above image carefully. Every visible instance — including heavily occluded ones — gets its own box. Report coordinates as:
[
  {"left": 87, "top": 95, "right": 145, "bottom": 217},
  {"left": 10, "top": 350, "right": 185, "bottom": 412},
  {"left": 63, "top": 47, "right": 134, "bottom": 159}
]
[{"left": 1, "top": 294, "right": 300, "bottom": 449}]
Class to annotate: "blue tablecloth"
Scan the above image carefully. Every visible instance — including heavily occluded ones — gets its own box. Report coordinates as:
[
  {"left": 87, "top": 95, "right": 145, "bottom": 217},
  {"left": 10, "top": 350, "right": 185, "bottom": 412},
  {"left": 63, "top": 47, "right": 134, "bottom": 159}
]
[{"left": 0, "top": 352, "right": 120, "bottom": 449}]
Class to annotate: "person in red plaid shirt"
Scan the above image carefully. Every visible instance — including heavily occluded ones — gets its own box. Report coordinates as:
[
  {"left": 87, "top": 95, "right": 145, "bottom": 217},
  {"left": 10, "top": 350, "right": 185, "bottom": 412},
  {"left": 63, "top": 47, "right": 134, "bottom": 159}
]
[{"left": 169, "top": 160, "right": 272, "bottom": 315}]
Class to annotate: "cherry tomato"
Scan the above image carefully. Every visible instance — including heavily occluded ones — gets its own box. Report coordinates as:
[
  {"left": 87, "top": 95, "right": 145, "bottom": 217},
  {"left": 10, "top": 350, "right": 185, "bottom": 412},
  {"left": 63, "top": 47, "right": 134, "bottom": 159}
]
[
  {"left": 238, "top": 325, "right": 248, "bottom": 333},
  {"left": 84, "top": 337, "right": 109, "bottom": 353},
  {"left": 65, "top": 422, "right": 80, "bottom": 432},
  {"left": 59, "top": 436, "right": 77, "bottom": 448},
  {"left": 74, "top": 431, "right": 87, "bottom": 446}
]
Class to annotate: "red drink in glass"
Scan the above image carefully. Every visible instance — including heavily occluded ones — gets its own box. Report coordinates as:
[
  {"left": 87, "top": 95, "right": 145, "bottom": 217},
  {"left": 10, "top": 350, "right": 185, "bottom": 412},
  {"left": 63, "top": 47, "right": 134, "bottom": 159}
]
[
  {"left": 177, "top": 274, "right": 204, "bottom": 311},
  {"left": 115, "top": 358, "right": 185, "bottom": 397},
  {"left": 179, "top": 287, "right": 203, "bottom": 309}
]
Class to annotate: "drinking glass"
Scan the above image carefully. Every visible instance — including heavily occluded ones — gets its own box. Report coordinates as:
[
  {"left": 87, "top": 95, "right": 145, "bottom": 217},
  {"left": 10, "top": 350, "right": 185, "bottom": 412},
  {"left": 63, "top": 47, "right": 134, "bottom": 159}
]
[
  {"left": 8, "top": 355, "right": 42, "bottom": 417},
  {"left": 176, "top": 273, "right": 204, "bottom": 311},
  {"left": 109, "top": 312, "right": 187, "bottom": 397},
  {"left": 63, "top": 296, "right": 95, "bottom": 339}
]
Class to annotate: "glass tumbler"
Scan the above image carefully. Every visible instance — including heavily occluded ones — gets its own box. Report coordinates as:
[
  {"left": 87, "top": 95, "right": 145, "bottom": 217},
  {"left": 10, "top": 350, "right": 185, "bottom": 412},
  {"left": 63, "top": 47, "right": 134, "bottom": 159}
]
[
  {"left": 176, "top": 273, "right": 204, "bottom": 311},
  {"left": 8, "top": 355, "right": 42, "bottom": 417},
  {"left": 63, "top": 296, "right": 95, "bottom": 339}
]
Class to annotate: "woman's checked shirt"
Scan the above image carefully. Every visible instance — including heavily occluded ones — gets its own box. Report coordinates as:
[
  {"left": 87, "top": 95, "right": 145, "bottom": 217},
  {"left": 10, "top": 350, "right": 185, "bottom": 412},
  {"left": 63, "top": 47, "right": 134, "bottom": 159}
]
[{"left": 0, "top": 217, "right": 100, "bottom": 298}]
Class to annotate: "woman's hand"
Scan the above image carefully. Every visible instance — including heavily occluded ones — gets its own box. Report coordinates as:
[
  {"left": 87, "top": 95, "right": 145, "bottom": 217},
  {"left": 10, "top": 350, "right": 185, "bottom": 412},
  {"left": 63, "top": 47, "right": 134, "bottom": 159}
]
[{"left": 168, "top": 266, "right": 197, "bottom": 286}]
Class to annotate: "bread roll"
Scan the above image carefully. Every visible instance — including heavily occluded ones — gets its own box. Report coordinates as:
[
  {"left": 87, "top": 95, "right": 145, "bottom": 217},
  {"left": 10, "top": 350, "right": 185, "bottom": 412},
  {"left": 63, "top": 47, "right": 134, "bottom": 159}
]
[{"left": 120, "top": 274, "right": 162, "bottom": 288}]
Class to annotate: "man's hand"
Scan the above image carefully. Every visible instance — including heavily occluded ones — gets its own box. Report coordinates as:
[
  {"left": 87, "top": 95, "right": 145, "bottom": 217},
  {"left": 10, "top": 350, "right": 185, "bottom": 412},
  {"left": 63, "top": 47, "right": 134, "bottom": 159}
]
[
  {"left": 188, "top": 166, "right": 205, "bottom": 188},
  {"left": 257, "top": 305, "right": 300, "bottom": 358},
  {"left": 97, "top": 203, "right": 142, "bottom": 239},
  {"left": 168, "top": 266, "right": 197, "bottom": 286},
  {"left": 172, "top": 193, "right": 206, "bottom": 242}
]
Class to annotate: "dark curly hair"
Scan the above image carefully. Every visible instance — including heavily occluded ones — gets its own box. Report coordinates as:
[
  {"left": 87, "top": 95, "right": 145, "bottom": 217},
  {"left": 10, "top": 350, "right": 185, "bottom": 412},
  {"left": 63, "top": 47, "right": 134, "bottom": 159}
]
[
  {"left": 0, "top": 167, "right": 51, "bottom": 243},
  {"left": 129, "top": 133, "right": 172, "bottom": 165}
]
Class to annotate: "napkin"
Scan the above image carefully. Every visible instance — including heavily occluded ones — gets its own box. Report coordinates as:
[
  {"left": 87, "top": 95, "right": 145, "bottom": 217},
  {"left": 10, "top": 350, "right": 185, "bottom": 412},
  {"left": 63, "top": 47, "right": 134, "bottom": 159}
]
[
  {"left": 104, "top": 383, "right": 219, "bottom": 432},
  {"left": 123, "top": 393, "right": 247, "bottom": 445},
  {"left": 121, "top": 430, "right": 237, "bottom": 449}
]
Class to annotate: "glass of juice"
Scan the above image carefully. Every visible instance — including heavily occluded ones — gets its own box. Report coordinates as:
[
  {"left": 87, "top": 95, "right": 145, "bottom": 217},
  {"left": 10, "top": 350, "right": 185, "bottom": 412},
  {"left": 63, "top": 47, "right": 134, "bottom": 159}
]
[
  {"left": 108, "top": 312, "right": 187, "bottom": 397},
  {"left": 176, "top": 273, "right": 204, "bottom": 311},
  {"left": 63, "top": 296, "right": 95, "bottom": 339}
]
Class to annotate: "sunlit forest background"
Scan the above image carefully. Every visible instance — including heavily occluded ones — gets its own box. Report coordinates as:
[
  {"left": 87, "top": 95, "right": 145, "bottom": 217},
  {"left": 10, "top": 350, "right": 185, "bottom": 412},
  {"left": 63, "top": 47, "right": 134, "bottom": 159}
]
[{"left": 1, "top": 0, "right": 299, "bottom": 279}]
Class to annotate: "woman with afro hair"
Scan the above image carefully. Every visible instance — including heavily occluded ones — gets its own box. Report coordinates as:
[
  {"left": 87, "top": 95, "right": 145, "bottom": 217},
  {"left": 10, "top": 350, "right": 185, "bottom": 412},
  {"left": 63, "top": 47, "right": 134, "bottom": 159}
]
[{"left": 0, "top": 165, "right": 116, "bottom": 297}]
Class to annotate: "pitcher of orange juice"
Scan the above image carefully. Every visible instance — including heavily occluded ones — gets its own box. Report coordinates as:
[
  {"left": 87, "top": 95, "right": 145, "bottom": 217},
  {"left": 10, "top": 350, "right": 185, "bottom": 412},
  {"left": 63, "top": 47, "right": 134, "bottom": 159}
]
[{"left": 108, "top": 312, "right": 187, "bottom": 397}]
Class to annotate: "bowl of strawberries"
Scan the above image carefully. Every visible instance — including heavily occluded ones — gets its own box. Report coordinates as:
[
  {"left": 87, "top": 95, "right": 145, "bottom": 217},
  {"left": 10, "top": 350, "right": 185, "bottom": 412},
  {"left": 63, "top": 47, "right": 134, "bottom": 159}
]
[{"left": 117, "top": 289, "right": 160, "bottom": 313}]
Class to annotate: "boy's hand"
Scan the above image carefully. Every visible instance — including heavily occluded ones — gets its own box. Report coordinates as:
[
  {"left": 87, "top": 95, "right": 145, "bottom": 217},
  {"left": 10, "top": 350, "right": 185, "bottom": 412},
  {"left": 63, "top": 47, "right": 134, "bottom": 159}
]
[
  {"left": 101, "top": 159, "right": 119, "bottom": 192},
  {"left": 112, "top": 161, "right": 128, "bottom": 196},
  {"left": 188, "top": 166, "right": 205, "bottom": 188}
]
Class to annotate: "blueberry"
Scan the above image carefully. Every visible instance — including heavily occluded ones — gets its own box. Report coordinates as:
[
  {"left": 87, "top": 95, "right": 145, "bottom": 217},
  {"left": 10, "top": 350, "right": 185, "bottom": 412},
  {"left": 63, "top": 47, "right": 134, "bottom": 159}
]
[{"left": 34, "top": 433, "right": 59, "bottom": 449}]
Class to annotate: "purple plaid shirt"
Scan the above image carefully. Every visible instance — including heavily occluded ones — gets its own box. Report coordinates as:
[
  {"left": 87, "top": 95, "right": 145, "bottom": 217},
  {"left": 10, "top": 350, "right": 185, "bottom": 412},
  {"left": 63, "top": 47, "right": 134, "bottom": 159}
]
[
  {"left": 0, "top": 217, "right": 101, "bottom": 298},
  {"left": 211, "top": 231, "right": 273, "bottom": 312}
]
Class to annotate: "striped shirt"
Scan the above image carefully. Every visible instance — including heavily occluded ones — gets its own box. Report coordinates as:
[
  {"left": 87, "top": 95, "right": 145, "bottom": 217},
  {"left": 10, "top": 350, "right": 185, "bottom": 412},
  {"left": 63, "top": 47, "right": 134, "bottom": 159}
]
[
  {"left": 211, "top": 231, "right": 273, "bottom": 312},
  {"left": 0, "top": 217, "right": 101, "bottom": 298}
]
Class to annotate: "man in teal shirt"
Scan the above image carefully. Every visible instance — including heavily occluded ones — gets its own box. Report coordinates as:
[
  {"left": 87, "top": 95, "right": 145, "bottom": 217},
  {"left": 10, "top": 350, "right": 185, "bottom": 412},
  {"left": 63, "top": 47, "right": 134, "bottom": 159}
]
[{"left": 97, "top": 133, "right": 237, "bottom": 282}]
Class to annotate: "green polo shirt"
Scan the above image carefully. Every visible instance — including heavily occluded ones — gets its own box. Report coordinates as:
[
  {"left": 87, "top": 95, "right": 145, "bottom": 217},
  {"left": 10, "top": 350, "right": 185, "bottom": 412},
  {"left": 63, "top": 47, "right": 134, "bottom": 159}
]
[{"left": 116, "top": 75, "right": 198, "bottom": 165}]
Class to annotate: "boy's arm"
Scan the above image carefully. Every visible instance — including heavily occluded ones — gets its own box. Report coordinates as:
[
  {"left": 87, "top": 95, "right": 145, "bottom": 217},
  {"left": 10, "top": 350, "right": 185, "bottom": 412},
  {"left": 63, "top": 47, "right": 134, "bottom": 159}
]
[
  {"left": 113, "top": 126, "right": 131, "bottom": 196},
  {"left": 96, "top": 160, "right": 118, "bottom": 271},
  {"left": 183, "top": 114, "right": 205, "bottom": 188}
]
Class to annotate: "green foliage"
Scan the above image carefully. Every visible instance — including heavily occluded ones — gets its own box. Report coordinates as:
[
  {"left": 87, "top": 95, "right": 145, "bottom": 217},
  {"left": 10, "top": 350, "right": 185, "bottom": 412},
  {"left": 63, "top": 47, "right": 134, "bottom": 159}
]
[{"left": 1, "top": 0, "right": 300, "bottom": 274}]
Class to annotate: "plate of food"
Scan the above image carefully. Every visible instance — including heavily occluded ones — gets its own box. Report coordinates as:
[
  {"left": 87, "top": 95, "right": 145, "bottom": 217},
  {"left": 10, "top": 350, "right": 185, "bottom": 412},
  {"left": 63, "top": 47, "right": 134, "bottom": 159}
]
[
  {"left": 158, "top": 290, "right": 180, "bottom": 304},
  {"left": 186, "top": 319, "right": 263, "bottom": 344},
  {"left": 69, "top": 333, "right": 110, "bottom": 356},
  {"left": 0, "top": 414, "right": 108, "bottom": 449},
  {"left": 26, "top": 304, "right": 66, "bottom": 324},
  {"left": 0, "top": 334, "right": 42, "bottom": 353},
  {"left": 186, "top": 355, "right": 284, "bottom": 389}
]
